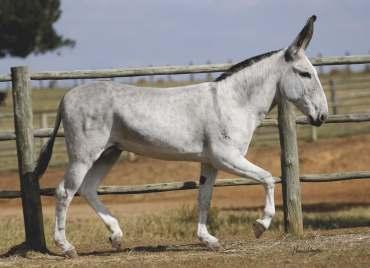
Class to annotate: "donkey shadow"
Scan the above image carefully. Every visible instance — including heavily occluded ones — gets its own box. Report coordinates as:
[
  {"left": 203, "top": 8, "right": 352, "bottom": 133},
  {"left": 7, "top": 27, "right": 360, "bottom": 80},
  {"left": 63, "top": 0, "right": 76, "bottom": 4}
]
[
  {"left": 78, "top": 242, "right": 209, "bottom": 257},
  {"left": 0, "top": 242, "right": 209, "bottom": 260}
]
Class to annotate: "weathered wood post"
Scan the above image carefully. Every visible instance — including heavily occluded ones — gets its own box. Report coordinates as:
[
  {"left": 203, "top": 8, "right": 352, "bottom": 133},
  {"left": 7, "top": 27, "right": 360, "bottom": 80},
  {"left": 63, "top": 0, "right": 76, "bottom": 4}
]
[
  {"left": 278, "top": 99, "right": 303, "bottom": 236},
  {"left": 11, "top": 66, "right": 47, "bottom": 252}
]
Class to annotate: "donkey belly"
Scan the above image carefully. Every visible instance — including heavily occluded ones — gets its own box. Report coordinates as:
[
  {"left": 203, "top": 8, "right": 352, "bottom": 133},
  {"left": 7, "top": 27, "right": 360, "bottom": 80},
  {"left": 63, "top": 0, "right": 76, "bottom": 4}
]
[
  {"left": 120, "top": 140, "right": 205, "bottom": 161},
  {"left": 111, "top": 125, "right": 206, "bottom": 161},
  {"left": 115, "top": 134, "right": 205, "bottom": 161}
]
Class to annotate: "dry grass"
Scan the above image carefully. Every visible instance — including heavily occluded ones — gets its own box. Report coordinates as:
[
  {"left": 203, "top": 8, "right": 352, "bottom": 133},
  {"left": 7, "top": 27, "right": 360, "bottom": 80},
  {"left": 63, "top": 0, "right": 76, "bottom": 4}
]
[
  {"left": 0, "top": 205, "right": 370, "bottom": 267},
  {"left": 2, "top": 234, "right": 370, "bottom": 268}
]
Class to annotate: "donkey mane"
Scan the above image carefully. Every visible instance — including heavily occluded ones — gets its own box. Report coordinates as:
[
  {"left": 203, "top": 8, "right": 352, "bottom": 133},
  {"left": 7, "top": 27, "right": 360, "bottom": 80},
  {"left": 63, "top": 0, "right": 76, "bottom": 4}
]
[{"left": 215, "top": 49, "right": 282, "bottom": 82}]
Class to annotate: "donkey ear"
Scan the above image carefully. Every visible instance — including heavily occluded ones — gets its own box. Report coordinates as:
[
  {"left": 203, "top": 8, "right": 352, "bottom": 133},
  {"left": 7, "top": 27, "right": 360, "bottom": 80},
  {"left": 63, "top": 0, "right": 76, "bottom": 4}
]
[{"left": 285, "top": 15, "right": 316, "bottom": 61}]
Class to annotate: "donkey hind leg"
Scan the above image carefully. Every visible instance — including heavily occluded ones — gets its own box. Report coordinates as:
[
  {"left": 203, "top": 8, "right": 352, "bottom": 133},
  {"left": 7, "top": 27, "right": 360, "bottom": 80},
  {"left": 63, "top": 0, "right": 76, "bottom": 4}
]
[
  {"left": 54, "top": 161, "right": 91, "bottom": 258},
  {"left": 197, "top": 163, "right": 220, "bottom": 249},
  {"left": 78, "top": 147, "right": 123, "bottom": 250},
  {"left": 211, "top": 151, "right": 275, "bottom": 238}
]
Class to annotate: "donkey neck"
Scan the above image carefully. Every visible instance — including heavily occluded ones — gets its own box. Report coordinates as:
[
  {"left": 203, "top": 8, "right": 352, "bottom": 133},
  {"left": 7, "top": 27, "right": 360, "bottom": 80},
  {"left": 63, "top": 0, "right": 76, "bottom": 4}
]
[{"left": 217, "top": 51, "right": 285, "bottom": 117}]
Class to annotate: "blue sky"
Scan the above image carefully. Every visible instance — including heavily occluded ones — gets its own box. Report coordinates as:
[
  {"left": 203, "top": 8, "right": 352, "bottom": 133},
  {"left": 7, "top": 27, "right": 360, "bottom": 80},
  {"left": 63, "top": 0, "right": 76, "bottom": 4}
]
[{"left": 0, "top": 0, "right": 369, "bottom": 75}]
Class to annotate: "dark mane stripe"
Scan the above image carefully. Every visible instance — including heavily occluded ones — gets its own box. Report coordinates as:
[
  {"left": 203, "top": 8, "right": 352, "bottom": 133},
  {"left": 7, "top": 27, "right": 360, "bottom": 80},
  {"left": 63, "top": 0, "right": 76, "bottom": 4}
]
[{"left": 215, "top": 49, "right": 281, "bottom": 82}]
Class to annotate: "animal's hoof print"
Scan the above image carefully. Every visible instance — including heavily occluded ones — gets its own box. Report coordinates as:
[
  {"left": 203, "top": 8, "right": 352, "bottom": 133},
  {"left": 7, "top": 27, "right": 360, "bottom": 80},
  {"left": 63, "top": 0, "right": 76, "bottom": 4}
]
[
  {"left": 64, "top": 248, "right": 78, "bottom": 258},
  {"left": 109, "top": 236, "right": 122, "bottom": 251},
  {"left": 252, "top": 221, "right": 266, "bottom": 239}
]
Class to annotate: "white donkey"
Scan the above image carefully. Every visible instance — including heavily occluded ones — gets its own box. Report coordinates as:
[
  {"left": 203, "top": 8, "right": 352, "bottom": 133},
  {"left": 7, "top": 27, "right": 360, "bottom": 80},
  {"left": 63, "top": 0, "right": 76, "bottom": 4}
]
[{"left": 34, "top": 15, "right": 328, "bottom": 257}]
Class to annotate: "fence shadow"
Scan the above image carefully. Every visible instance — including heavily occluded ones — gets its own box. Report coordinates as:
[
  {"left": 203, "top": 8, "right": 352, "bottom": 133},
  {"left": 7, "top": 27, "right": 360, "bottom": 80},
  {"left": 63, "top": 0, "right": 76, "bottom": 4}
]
[
  {"left": 0, "top": 242, "right": 207, "bottom": 259},
  {"left": 0, "top": 242, "right": 56, "bottom": 259}
]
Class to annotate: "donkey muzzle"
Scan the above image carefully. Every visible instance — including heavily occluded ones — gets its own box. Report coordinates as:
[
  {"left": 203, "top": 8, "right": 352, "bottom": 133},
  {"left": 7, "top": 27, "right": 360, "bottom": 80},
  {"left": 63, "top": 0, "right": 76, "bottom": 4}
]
[{"left": 309, "top": 113, "right": 327, "bottom": 127}]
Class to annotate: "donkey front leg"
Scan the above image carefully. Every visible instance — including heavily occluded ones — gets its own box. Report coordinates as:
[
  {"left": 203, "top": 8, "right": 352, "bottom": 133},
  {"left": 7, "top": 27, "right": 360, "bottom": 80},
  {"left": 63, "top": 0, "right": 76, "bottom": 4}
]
[
  {"left": 211, "top": 151, "right": 275, "bottom": 238},
  {"left": 197, "top": 163, "right": 220, "bottom": 249}
]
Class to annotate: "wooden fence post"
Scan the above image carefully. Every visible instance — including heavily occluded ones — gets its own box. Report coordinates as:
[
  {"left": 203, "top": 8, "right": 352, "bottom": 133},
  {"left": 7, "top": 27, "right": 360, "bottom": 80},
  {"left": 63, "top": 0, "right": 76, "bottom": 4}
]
[
  {"left": 278, "top": 99, "right": 303, "bottom": 236},
  {"left": 11, "top": 66, "right": 47, "bottom": 252}
]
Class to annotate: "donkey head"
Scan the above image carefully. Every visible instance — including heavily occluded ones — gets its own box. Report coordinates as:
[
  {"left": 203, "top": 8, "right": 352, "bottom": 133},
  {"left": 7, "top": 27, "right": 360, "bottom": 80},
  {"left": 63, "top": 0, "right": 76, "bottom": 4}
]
[{"left": 279, "top": 15, "right": 328, "bottom": 126}]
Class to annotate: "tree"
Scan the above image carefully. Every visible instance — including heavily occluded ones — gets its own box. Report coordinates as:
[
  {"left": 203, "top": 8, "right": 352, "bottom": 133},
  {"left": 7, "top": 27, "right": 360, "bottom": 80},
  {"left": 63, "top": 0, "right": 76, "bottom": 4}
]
[{"left": 0, "top": 0, "right": 75, "bottom": 58}]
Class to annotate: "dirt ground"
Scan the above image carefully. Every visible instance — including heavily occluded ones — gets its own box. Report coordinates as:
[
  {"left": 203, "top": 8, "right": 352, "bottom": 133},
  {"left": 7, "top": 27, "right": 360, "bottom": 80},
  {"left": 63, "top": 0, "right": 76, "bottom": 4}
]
[{"left": 1, "top": 228, "right": 370, "bottom": 267}]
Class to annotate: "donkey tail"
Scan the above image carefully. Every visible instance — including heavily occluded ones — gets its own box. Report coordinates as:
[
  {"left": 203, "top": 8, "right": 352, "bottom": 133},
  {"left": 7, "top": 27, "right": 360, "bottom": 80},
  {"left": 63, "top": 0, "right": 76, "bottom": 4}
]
[{"left": 33, "top": 98, "right": 63, "bottom": 180}]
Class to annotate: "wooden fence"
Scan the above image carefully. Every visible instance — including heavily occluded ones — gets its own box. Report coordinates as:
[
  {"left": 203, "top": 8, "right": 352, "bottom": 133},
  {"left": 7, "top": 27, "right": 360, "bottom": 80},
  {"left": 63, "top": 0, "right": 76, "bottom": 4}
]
[
  {"left": 1, "top": 55, "right": 370, "bottom": 252},
  {"left": 1, "top": 74, "right": 369, "bottom": 166}
]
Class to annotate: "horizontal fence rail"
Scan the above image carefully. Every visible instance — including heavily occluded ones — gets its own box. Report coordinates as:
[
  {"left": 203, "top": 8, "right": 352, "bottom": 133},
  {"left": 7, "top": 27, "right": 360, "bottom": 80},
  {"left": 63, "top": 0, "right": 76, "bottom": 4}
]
[
  {"left": 0, "top": 55, "right": 370, "bottom": 82},
  {"left": 1, "top": 113, "right": 370, "bottom": 141},
  {"left": 1, "top": 171, "right": 370, "bottom": 199},
  {"left": 295, "top": 113, "right": 370, "bottom": 125}
]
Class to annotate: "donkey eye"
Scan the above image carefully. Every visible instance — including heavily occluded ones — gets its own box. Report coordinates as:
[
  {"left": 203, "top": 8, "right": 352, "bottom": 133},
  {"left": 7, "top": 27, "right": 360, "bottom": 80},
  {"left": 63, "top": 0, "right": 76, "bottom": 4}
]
[{"left": 299, "top": 71, "right": 311, "bottom": 79}]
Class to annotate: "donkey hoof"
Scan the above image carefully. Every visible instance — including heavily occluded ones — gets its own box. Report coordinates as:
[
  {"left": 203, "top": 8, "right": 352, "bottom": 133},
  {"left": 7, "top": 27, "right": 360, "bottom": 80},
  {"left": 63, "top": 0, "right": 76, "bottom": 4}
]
[
  {"left": 109, "top": 236, "right": 122, "bottom": 251},
  {"left": 252, "top": 221, "right": 267, "bottom": 239},
  {"left": 64, "top": 248, "right": 78, "bottom": 258}
]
